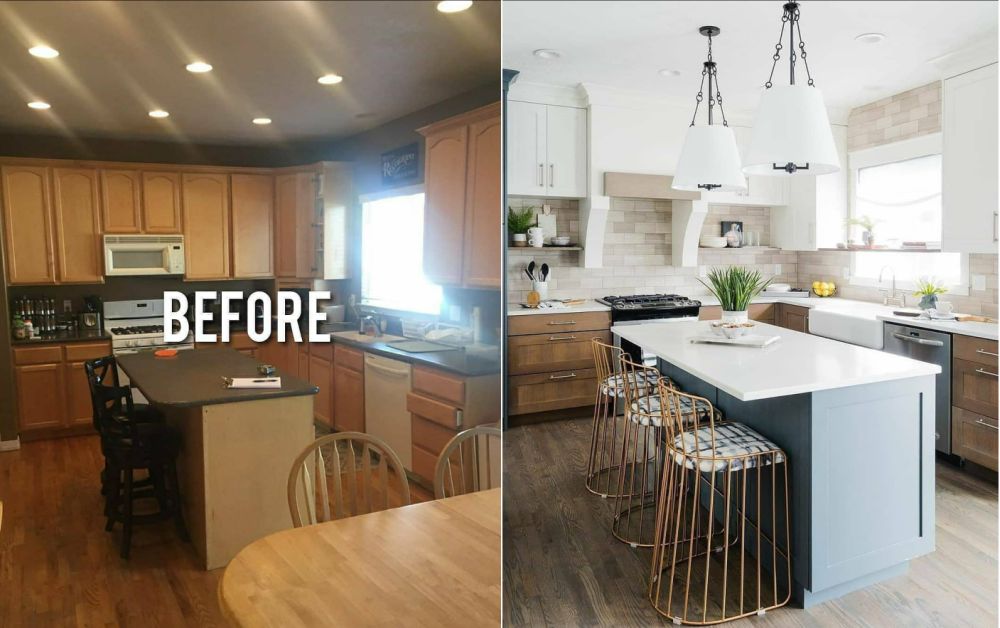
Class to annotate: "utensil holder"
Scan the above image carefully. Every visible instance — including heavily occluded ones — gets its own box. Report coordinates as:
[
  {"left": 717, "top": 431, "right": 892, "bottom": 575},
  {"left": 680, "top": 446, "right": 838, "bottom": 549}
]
[{"left": 532, "top": 280, "right": 549, "bottom": 300}]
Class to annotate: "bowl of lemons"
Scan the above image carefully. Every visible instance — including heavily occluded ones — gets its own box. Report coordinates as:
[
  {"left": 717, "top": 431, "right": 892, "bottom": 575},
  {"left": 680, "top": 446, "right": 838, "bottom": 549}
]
[{"left": 811, "top": 281, "right": 837, "bottom": 298}]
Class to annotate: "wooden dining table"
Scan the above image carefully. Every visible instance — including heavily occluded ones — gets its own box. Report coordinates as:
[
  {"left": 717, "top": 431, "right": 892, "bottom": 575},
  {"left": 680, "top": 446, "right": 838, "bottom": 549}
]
[{"left": 219, "top": 488, "right": 501, "bottom": 627}]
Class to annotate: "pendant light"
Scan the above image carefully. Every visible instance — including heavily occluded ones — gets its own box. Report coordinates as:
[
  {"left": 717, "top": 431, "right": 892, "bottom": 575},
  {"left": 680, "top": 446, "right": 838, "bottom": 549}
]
[
  {"left": 672, "top": 26, "right": 746, "bottom": 192},
  {"left": 743, "top": 2, "right": 840, "bottom": 176}
]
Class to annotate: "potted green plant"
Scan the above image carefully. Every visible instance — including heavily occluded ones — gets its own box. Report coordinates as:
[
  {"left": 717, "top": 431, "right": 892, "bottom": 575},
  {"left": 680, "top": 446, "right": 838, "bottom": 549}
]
[
  {"left": 507, "top": 206, "right": 536, "bottom": 247},
  {"left": 699, "top": 266, "right": 772, "bottom": 323},
  {"left": 846, "top": 215, "right": 879, "bottom": 248},
  {"left": 913, "top": 277, "right": 948, "bottom": 310}
]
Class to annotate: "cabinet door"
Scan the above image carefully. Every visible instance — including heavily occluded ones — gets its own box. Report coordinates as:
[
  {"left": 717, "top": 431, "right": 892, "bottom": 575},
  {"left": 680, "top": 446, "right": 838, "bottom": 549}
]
[
  {"left": 52, "top": 168, "right": 103, "bottom": 284},
  {"left": 506, "top": 100, "right": 547, "bottom": 195},
  {"left": 65, "top": 361, "right": 96, "bottom": 428},
  {"left": 231, "top": 174, "right": 275, "bottom": 278},
  {"left": 782, "top": 305, "right": 810, "bottom": 333},
  {"left": 423, "top": 124, "right": 469, "bottom": 286},
  {"left": 943, "top": 63, "right": 998, "bottom": 254},
  {"left": 953, "top": 358, "right": 999, "bottom": 419},
  {"left": 508, "top": 368, "right": 597, "bottom": 415},
  {"left": 295, "top": 173, "right": 319, "bottom": 278},
  {"left": 100, "top": 169, "right": 142, "bottom": 233},
  {"left": 15, "top": 363, "right": 65, "bottom": 431},
  {"left": 297, "top": 344, "right": 309, "bottom": 382},
  {"left": 141, "top": 172, "right": 183, "bottom": 233},
  {"left": 952, "top": 406, "right": 998, "bottom": 471},
  {"left": 462, "top": 110, "right": 502, "bottom": 288},
  {"left": 545, "top": 105, "right": 587, "bottom": 198},
  {"left": 333, "top": 364, "right": 365, "bottom": 433},
  {"left": 309, "top": 354, "right": 333, "bottom": 428},
  {"left": 274, "top": 174, "right": 299, "bottom": 278},
  {"left": 182, "top": 173, "right": 231, "bottom": 279},
  {"left": 2, "top": 165, "right": 56, "bottom": 284}
]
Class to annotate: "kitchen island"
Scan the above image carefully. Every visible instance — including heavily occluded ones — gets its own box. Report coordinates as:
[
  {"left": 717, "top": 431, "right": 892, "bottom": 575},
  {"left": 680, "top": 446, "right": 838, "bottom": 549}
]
[
  {"left": 613, "top": 320, "right": 941, "bottom": 607},
  {"left": 117, "top": 347, "right": 318, "bottom": 570}
]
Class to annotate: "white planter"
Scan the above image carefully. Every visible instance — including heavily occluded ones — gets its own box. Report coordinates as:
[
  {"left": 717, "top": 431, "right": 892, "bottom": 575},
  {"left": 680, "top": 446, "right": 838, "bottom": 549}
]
[
  {"left": 512, "top": 233, "right": 527, "bottom": 247},
  {"left": 721, "top": 310, "right": 749, "bottom": 324}
]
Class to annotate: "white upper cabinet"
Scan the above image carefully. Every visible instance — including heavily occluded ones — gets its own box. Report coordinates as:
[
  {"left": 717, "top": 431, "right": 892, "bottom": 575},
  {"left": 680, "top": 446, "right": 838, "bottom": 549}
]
[
  {"left": 703, "top": 126, "right": 789, "bottom": 207},
  {"left": 942, "top": 63, "right": 998, "bottom": 254},
  {"left": 507, "top": 100, "right": 587, "bottom": 198}
]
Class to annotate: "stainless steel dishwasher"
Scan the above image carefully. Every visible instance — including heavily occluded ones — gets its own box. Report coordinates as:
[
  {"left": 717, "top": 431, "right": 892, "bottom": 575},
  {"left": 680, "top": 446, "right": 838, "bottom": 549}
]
[{"left": 883, "top": 322, "right": 952, "bottom": 454}]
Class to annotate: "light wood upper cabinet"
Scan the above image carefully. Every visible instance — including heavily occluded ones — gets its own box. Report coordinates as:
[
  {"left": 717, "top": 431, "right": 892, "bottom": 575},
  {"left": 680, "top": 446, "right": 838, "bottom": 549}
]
[
  {"left": 274, "top": 174, "right": 298, "bottom": 278},
  {"left": 52, "top": 168, "right": 103, "bottom": 284},
  {"left": 295, "top": 173, "right": 318, "bottom": 279},
  {"left": 182, "top": 173, "right": 230, "bottom": 280},
  {"left": 463, "top": 114, "right": 502, "bottom": 288},
  {"left": 1, "top": 165, "right": 56, "bottom": 285},
  {"left": 231, "top": 174, "right": 275, "bottom": 278},
  {"left": 422, "top": 123, "right": 469, "bottom": 286},
  {"left": 274, "top": 172, "right": 319, "bottom": 279},
  {"left": 100, "top": 169, "right": 142, "bottom": 233},
  {"left": 142, "top": 171, "right": 183, "bottom": 233}
]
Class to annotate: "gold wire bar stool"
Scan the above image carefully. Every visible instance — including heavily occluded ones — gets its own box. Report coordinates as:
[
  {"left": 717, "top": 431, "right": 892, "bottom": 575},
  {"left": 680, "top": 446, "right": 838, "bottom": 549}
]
[
  {"left": 648, "top": 379, "right": 792, "bottom": 625},
  {"left": 586, "top": 339, "right": 661, "bottom": 498}
]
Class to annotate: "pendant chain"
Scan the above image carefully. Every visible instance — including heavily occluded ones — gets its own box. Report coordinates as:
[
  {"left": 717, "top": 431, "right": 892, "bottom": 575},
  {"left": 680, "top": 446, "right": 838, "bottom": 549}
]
[
  {"left": 688, "top": 32, "right": 729, "bottom": 127},
  {"left": 764, "top": 4, "right": 815, "bottom": 89}
]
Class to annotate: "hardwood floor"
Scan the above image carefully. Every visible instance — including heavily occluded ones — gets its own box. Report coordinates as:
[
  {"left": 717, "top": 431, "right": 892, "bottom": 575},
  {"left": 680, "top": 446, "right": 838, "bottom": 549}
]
[
  {"left": 0, "top": 433, "right": 432, "bottom": 627},
  {"left": 503, "top": 415, "right": 999, "bottom": 627}
]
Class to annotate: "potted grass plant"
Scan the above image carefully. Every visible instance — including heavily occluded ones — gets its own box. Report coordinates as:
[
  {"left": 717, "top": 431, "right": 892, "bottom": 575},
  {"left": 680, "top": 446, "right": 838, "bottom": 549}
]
[
  {"left": 699, "top": 266, "right": 772, "bottom": 323},
  {"left": 507, "top": 206, "right": 536, "bottom": 247},
  {"left": 913, "top": 277, "right": 948, "bottom": 311}
]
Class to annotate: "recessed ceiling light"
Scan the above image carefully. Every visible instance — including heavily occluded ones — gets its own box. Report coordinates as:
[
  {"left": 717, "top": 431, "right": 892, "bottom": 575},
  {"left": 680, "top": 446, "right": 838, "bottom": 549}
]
[
  {"left": 533, "top": 49, "right": 561, "bottom": 60},
  {"left": 658, "top": 69, "right": 682, "bottom": 77},
  {"left": 317, "top": 73, "right": 343, "bottom": 85},
  {"left": 252, "top": 117, "right": 272, "bottom": 125},
  {"left": 148, "top": 109, "right": 169, "bottom": 119},
  {"left": 186, "top": 61, "right": 213, "bottom": 73},
  {"left": 855, "top": 32, "right": 886, "bottom": 44},
  {"left": 27, "top": 101, "right": 51, "bottom": 110},
  {"left": 437, "top": 1, "right": 473, "bottom": 13},
  {"left": 28, "top": 45, "right": 59, "bottom": 59}
]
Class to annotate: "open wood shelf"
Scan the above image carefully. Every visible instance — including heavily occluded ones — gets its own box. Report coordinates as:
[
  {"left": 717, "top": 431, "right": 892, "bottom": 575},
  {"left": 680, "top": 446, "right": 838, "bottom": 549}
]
[{"left": 508, "top": 246, "right": 583, "bottom": 252}]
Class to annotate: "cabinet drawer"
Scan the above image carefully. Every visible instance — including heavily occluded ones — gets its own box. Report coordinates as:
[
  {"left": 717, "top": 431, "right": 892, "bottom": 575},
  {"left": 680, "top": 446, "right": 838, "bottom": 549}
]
[
  {"left": 63, "top": 342, "right": 112, "bottom": 362},
  {"left": 406, "top": 392, "right": 461, "bottom": 430},
  {"left": 952, "top": 406, "right": 998, "bottom": 471},
  {"left": 954, "top": 334, "right": 999, "bottom": 367},
  {"left": 310, "top": 342, "right": 334, "bottom": 362},
  {"left": 411, "top": 444, "right": 439, "bottom": 482},
  {"left": 13, "top": 345, "right": 63, "bottom": 365},
  {"left": 508, "top": 368, "right": 597, "bottom": 416},
  {"left": 227, "top": 332, "right": 255, "bottom": 350},
  {"left": 334, "top": 345, "right": 364, "bottom": 371},
  {"left": 953, "top": 357, "right": 999, "bottom": 419},
  {"left": 508, "top": 311, "right": 610, "bottom": 336},
  {"left": 412, "top": 366, "right": 465, "bottom": 406},
  {"left": 411, "top": 415, "right": 457, "bottom": 455},
  {"left": 507, "top": 330, "right": 610, "bottom": 376}
]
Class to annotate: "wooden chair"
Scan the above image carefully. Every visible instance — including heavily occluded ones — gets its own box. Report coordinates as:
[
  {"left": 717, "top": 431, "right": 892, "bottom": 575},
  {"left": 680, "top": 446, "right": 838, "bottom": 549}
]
[
  {"left": 434, "top": 426, "right": 501, "bottom": 499},
  {"left": 287, "top": 432, "right": 411, "bottom": 527}
]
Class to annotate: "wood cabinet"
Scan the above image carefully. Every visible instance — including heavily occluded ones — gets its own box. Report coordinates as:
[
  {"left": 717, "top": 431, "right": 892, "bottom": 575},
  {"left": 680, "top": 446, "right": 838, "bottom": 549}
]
[
  {"left": 775, "top": 303, "right": 810, "bottom": 332},
  {"left": 952, "top": 334, "right": 998, "bottom": 471},
  {"left": 419, "top": 102, "right": 501, "bottom": 288},
  {"left": 507, "top": 310, "right": 611, "bottom": 416},
  {"left": 52, "top": 168, "right": 103, "bottom": 284},
  {"left": 231, "top": 174, "right": 275, "bottom": 278},
  {"left": 100, "top": 169, "right": 142, "bottom": 233},
  {"left": 182, "top": 173, "right": 231, "bottom": 280},
  {"left": 141, "top": 172, "right": 183, "bottom": 233},
  {"left": 13, "top": 341, "right": 111, "bottom": 438},
  {"left": 2, "top": 165, "right": 56, "bottom": 284},
  {"left": 309, "top": 349, "right": 333, "bottom": 428},
  {"left": 942, "top": 63, "right": 998, "bottom": 254},
  {"left": 698, "top": 303, "right": 777, "bottom": 324},
  {"left": 274, "top": 172, "right": 319, "bottom": 280},
  {"left": 507, "top": 100, "right": 587, "bottom": 198},
  {"left": 333, "top": 345, "right": 365, "bottom": 433}
]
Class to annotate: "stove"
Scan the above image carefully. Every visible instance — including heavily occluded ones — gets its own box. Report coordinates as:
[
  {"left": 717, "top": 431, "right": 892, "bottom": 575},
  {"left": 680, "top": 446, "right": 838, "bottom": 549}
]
[{"left": 598, "top": 294, "right": 701, "bottom": 323}]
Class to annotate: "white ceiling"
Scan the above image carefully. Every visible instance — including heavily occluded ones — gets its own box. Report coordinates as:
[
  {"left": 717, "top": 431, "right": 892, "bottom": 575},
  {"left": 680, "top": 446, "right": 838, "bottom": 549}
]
[
  {"left": 0, "top": 1, "right": 500, "bottom": 143},
  {"left": 503, "top": 1, "right": 998, "bottom": 122}
]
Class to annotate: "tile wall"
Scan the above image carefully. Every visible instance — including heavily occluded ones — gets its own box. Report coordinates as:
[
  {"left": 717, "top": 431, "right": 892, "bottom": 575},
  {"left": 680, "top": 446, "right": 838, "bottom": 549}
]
[{"left": 847, "top": 81, "right": 941, "bottom": 152}]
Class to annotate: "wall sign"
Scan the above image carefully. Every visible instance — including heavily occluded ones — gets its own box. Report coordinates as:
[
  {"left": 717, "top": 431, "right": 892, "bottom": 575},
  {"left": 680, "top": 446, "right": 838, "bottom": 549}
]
[{"left": 381, "top": 143, "right": 420, "bottom": 186}]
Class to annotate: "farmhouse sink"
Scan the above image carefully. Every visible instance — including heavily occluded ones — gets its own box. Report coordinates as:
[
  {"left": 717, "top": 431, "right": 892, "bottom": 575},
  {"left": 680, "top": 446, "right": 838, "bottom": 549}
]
[{"left": 808, "top": 308, "right": 885, "bottom": 349}]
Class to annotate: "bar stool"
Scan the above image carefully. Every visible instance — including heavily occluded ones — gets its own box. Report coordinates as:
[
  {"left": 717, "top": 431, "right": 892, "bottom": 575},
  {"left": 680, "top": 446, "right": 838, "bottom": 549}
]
[
  {"left": 648, "top": 380, "right": 791, "bottom": 625},
  {"left": 586, "top": 339, "right": 660, "bottom": 498}
]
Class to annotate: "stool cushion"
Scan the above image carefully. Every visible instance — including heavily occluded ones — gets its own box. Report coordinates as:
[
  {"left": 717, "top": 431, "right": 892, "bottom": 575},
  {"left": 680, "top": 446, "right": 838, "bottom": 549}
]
[
  {"left": 672, "top": 422, "right": 785, "bottom": 473},
  {"left": 627, "top": 394, "right": 722, "bottom": 427},
  {"left": 601, "top": 371, "right": 661, "bottom": 398}
]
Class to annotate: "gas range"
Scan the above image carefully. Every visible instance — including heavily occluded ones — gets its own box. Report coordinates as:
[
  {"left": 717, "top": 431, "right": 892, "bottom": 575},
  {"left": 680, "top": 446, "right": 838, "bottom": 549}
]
[
  {"left": 104, "top": 299, "right": 194, "bottom": 350},
  {"left": 598, "top": 294, "right": 701, "bottom": 323}
]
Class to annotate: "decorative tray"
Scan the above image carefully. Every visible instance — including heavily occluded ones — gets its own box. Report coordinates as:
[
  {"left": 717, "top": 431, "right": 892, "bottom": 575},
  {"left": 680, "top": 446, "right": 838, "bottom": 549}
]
[{"left": 690, "top": 335, "right": 781, "bottom": 348}]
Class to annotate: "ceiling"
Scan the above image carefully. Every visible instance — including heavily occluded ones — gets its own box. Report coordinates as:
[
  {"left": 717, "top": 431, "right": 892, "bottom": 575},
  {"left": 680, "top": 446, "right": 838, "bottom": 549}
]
[
  {"left": 503, "top": 1, "right": 998, "bottom": 121},
  {"left": 0, "top": 1, "right": 499, "bottom": 144}
]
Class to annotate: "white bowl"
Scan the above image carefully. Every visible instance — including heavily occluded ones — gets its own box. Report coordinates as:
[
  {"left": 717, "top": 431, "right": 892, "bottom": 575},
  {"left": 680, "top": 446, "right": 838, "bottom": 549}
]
[
  {"left": 550, "top": 236, "right": 571, "bottom": 246},
  {"left": 722, "top": 325, "right": 750, "bottom": 339}
]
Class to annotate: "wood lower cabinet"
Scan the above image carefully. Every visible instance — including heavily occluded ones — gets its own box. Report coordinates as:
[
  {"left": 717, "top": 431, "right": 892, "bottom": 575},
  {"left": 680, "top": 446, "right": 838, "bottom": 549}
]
[
  {"left": 100, "top": 169, "right": 142, "bottom": 233},
  {"left": 507, "top": 331, "right": 611, "bottom": 376},
  {"left": 14, "top": 341, "right": 111, "bottom": 438},
  {"left": 2, "top": 165, "right": 56, "bottom": 284},
  {"left": 699, "top": 303, "right": 777, "bottom": 324},
  {"left": 182, "top": 173, "right": 231, "bottom": 280},
  {"left": 52, "top": 168, "right": 103, "bottom": 284},
  {"left": 333, "top": 346, "right": 365, "bottom": 433},
  {"left": 231, "top": 174, "right": 275, "bottom": 278},
  {"left": 775, "top": 303, "right": 810, "bottom": 332},
  {"left": 953, "top": 406, "right": 998, "bottom": 471},
  {"left": 952, "top": 335, "right": 998, "bottom": 470},
  {"left": 508, "top": 368, "right": 598, "bottom": 416},
  {"left": 309, "top": 350, "right": 333, "bottom": 428}
]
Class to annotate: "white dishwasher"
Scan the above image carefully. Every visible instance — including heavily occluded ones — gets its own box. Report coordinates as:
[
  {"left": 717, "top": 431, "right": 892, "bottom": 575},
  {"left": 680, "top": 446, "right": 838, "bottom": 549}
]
[{"left": 364, "top": 354, "right": 413, "bottom": 470}]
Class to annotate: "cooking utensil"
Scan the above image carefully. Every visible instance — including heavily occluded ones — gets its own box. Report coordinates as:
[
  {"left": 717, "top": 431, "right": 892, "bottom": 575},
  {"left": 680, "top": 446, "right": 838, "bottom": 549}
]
[
  {"left": 540, "top": 263, "right": 549, "bottom": 281},
  {"left": 526, "top": 261, "right": 535, "bottom": 281}
]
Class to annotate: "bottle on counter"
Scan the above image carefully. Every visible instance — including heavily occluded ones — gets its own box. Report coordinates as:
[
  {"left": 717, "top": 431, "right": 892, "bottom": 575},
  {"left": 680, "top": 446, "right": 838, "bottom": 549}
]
[
  {"left": 12, "top": 313, "right": 25, "bottom": 340},
  {"left": 23, "top": 318, "right": 34, "bottom": 339}
]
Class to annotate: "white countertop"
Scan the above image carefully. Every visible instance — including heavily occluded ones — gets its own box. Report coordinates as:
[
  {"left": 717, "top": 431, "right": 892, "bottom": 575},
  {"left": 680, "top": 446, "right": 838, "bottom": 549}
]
[
  {"left": 507, "top": 300, "right": 610, "bottom": 316},
  {"left": 612, "top": 320, "right": 941, "bottom": 402}
]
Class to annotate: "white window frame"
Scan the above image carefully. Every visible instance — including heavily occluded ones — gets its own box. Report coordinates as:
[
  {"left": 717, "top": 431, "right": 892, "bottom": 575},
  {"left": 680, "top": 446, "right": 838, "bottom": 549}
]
[{"left": 846, "top": 133, "right": 969, "bottom": 295}]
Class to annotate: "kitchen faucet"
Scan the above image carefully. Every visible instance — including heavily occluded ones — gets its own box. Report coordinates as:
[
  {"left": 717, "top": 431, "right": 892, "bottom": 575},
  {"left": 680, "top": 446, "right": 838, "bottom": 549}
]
[
  {"left": 878, "top": 266, "right": 906, "bottom": 307},
  {"left": 360, "top": 313, "right": 383, "bottom": 337}
]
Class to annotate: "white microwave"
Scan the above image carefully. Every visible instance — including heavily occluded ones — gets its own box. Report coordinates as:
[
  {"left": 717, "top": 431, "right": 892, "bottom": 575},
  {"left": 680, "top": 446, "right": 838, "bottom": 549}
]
[{"left": 103, "top": 235, "right": 185, "bottom": 276}]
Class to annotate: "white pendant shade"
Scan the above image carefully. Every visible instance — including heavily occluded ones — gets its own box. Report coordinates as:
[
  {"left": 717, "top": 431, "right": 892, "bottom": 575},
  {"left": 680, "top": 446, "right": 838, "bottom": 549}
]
[
  {"left": 744, "top": 85, "right": 840, "bottom": 176},
  {"left": 672, "top": 125, "right": 747, "bottom": 192}
]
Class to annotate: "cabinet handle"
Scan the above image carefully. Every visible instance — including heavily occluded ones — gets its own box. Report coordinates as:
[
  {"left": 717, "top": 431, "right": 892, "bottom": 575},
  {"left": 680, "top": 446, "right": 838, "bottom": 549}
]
[
  {"left": 549, "top": 373, "right": 577, "bottom": 380},
  {"left": 454, "top": 408, "right": 464, "bottom": 429},
  {"left": 548, "top": 335, "right": 577, "bottom": 341},
  {"left": 976, "top": 348, "right": 999, "bottom": 358},
  {"left": 549, "top": 164, "right": 554, "bottom": 187},
  {"left": 975, "top": 418, "right": 999, "bottom": 431},
  {"left": 892, "top": 332, "right": 944, "bottom": 347},
  {"left": 975, "top": 367, "right": 998, "bottom": 378},
  {"left": 994, "top": 212, "right": 998, "bottom": 243},
  {"left": 547, "top": 320, "right": 577, "bottom": 326},
  {"left": 538, "top": 163, "right": 544, "bottom": 187}
]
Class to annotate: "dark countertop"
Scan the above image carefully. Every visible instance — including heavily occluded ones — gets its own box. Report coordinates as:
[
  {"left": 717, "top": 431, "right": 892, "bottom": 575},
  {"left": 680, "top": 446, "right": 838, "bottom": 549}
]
[
  {"left": 117, "top": 347, "right": 318, "bottom": 408},
  {"left": 329, "top": 335, "right": 500, "bottom": 377},
  {"left": 11, "top": 329, "right": 111, "bottom": 345}
]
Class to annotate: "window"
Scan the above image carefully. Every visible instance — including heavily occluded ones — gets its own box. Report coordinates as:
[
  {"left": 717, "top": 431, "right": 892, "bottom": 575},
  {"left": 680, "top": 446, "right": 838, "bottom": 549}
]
[
  {"left": 360, "top": 189, "right": 443, "bottom": 314},
  {"left": 847, "top": 134, "right": 966, "bottom": 292}
]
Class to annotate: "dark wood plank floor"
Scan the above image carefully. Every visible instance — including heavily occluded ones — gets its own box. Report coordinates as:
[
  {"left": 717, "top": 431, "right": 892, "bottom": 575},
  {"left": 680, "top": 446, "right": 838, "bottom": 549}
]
[
  {"left": 503, "top": 416, "right": 999, "bottom": 627},
  {"left": 0, "top": 433, "right": 432, "bottom": 627}
]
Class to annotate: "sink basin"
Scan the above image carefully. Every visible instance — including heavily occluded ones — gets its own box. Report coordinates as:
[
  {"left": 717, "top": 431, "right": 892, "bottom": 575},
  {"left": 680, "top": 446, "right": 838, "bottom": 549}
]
[
  {"left": 331, "top": 331, "right": 404, "bottom": 344},
  {"left": 808, "top": 309, "right": 885, "bottom": 349}
]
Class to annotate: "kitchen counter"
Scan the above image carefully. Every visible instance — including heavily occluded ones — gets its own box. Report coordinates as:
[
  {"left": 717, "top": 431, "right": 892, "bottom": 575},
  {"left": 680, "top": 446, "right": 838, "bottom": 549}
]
[
  {"left": 11, "top": 329, "right": 111, "bottom": 345},
  {"left": 507, "top": 300, "right": 610, "bottom": 316},
  {"left": 329, "top": 334, "right": 500, "bottom": 377}
]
